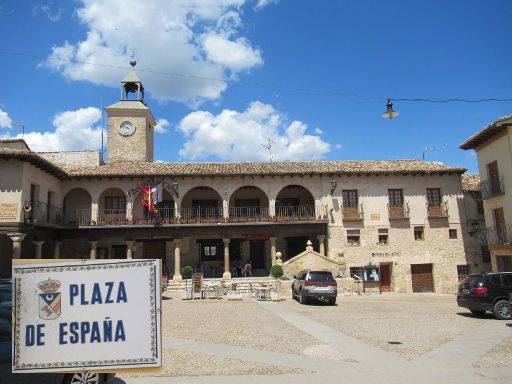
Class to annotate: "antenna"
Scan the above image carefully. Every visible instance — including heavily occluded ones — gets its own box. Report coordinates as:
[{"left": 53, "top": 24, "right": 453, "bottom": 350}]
[
  {"left": 422, "top": 145, "right": 447, "bottom": 161},
  {"left": 13, "top": 121, "right": 24, "bottom": 139},
  {"left": 261, "top": 138, "right": 273, "bottom": 162}
]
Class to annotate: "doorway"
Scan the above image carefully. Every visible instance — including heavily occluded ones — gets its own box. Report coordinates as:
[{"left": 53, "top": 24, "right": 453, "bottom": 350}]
[
  {"left": 250, "top": 240, "right": 265, "bottom": 269},
  {"left": 497, "top": 255, "right": 512, "bottom": 272},
  {"left": 143, "top": 240, "right": 167, "bottom": 274},
  {"left": 410, "top": 263, "right": 434, "bottom": 293},
  {"left": 380, "top": 263, "right": 392, "bottom": 292}
]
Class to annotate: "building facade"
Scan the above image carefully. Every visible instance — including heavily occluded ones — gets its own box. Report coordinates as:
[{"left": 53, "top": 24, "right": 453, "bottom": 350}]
[
  {"left": 461, "top": 115, "right": 512, "bottom": 272},
  {"left": 0, "top": 68, "right": 479, "bottom": 293}
]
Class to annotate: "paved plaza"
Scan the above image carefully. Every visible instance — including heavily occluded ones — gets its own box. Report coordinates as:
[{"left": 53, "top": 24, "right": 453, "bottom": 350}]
[{"left": 114, "top": 293, "right": 512, "bottom": 383}]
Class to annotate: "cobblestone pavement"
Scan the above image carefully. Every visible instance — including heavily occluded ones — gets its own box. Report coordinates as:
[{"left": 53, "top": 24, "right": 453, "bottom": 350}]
[{"left": 116, "top": 293, "right": 512, "bottom": 384}]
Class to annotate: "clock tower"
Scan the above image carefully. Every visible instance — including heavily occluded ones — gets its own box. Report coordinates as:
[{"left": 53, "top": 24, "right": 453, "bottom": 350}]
[{"left": 105, "top": 59, "right": 156, "bottom": 163}]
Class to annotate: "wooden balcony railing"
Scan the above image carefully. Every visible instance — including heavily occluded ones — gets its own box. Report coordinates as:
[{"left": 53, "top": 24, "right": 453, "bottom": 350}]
[
  {"left": 387, "top": 203, "right": 410, "bottom": 219},
  {"left": 427, "top": 202, "right": 448, "bottom": 218},
  {"left": 342, "top": 204, "right": 364, "bottom": 220},
  {"left": 228, "top": 206, "right": 270, "bottom": 222}
]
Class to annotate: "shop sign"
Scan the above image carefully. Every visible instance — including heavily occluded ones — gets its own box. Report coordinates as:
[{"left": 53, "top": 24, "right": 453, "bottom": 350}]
[
  {"left": 371, "top": 252, "right": 400, "bottom": 258},
  {"left": 370, "top": 213, "right": 380, "bottom": 220},
  {"left": 246, "top": 234, "right": 269, "bottom": 241},
  {"left": 12, "top": 259, "right": 162, "bottom": 373}
]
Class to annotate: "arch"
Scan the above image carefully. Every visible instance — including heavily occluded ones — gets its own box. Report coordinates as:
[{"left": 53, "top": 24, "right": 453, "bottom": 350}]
[
  {"left": 132, "top": 189, "right": 175, "bottom": 224},
  {"left": 228, "top": 186, "right": 270, "bottom": 221},
  {"left": 63, "top": 188, "right": 92, "bottom": 225},
  {"left": 180, "top": 186, "right": 223, "bottom": 223},
  {"left": 275, "top": 185, "right": 316, "bottom": 220}
]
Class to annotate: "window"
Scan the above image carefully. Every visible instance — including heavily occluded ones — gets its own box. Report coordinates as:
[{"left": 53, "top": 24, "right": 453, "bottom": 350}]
[
  {"left": 378, "top": 229, "right": 389, "bottom": 245},
  {"left": 347, "top": 230, "right": 360, "bottom": 246},
  {"left": 342, "top": 190, "right": 358, "bottom": 208},
  {"left": 349, "top": 267, "right": 363, "bottom": 279},
  {"left": 199, "top": 240, "right": 223, "bottom": 261},
  {"left": 111, "top": 245, "right": 127, "bottom": 259},
  {"left": 414, "top": 226, "right": 424, "bottom": 241},
  {"left": 502, "top": 274, "right": 512, "bottom": 287},
  {"left": 449, "top": 229, "right": 458, "bottom": 239},
  {"left": 388, "top": 189, "right": 403, "bottom": 207},
  {"left": 457, "top": 264, "right": 471, "bottom": 282},
  {"left": 476, "top": 199, "right": 484, "bottom": 215},
  {"left": 427, "top": 188, "right": 441, "bottom": 206},
  {"left": 105, "top": 196, "right": 126, "bottom": 210}
]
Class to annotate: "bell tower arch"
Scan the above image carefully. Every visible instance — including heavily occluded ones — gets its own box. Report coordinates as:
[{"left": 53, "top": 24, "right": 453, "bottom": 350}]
[{"left": 105, "top": 58, "right": 156, "bottom": 163}]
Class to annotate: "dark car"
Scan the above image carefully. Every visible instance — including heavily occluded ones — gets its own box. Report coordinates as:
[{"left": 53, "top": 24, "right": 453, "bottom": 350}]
[
  {"left": 456, "top": 272, "right": 512, "bottom": 320},
  {"left": 0, "top": 280, "right": 114, "bottom": 384},
  {"left": 292, "top": 270, "right": 337, "bottom": 305}
]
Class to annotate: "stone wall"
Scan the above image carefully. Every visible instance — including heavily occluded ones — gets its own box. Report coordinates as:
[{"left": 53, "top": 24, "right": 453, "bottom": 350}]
[{"left": 38, "top": 151, "right": 102, "bottom": 167}]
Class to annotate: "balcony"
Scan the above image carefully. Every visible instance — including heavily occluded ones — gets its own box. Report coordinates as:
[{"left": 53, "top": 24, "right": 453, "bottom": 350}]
[
  {"left": 388, "top": 203, "right": 410, "bottom": 220},
  {"left": 480, "top": 176, "right": 505, "bottom": 199},
  {"left": 427, "top": 202, "right": 449, "bottom": 218},
  {"left": 342, "top": 204, "right": 364, "bottom": 220},
  {"left": 74, "top": 205, "right": 327, "bottom": 226},
  {"left": 481, "top": 225, "right": 512, "bottom": 245},
  {"left": 24, "top": 200, "right": 65, "bottom": 226}
]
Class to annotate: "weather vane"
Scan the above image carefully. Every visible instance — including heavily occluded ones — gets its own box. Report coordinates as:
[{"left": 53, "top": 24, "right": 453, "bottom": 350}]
[
  {"left": 130, "top": 47, "right": 137, "bottom": 68},
  {"left": 261, "top": 138, "right": 273, "bottom": 162}
]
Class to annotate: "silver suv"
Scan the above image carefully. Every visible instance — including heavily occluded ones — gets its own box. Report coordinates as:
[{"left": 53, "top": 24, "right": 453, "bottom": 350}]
[{"left": 292, "top": 270, "right": 337, "bottom": 305}]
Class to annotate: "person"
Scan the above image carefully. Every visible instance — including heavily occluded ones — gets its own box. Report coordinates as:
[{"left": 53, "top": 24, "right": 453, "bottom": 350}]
[{"left": 243, "top": 263, "right": 252, "bottom": 277}]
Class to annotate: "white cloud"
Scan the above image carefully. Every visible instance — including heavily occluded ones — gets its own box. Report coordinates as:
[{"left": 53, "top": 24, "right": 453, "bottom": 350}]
[
  {"left": 44, "top": 0, "right": 272, "bottom": 105},
  {"left": 335, "top": 144, "right": 342, "bottom": 149},
  {"left": 2, "top": 107, "right": 102, "bottom": 152},
  {"left": 254, "top": 0, "right": 278, "bottom": 10},
  {"left": 154, "top": 118, "right": 170, "bottom": 134},
  {"left": 32, "top": 1, "right": 62, "bottom": 22},
  {"left": 0, "top": 108, "right": 12, "bottom": 129},
  {"left": 178, "top": 101, "right": 330, "bottom": 161},
  {"left": 314, "top": 127, "right": 323, "bottom": 135}
]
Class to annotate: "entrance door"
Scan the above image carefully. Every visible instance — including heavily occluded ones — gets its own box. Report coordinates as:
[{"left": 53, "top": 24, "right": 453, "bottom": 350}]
[
  {"left": 143, "top": 241, "right": 167, "bottom": 273},
  {"left": 493, "top": 208, "right": 506, "bottom": 242},
  {"left": 380, "top": 264, "right": 392, "bottom": 292},
  {"left": 410, "top": 263, "right": 434, "bottom": 293},
  {"left": 250, "top": 240, "right": 265, "bottom": 269}
]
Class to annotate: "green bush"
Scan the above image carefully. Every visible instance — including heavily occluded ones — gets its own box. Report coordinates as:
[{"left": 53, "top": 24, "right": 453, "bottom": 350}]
[
  {"left": 270, "top": 265, "right": 284, "bottom": 279},
  {"left": 181, "top": 265, "right": 194, "bottom": 279}
]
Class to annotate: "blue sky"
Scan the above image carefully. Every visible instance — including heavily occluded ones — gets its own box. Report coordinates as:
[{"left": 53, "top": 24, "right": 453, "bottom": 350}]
[{"left": 0, "top": 0, "right": 511, "bottom": 173}]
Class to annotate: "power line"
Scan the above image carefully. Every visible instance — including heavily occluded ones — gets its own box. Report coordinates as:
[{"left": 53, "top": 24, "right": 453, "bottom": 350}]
[{"left": 1, "top": 49, "right": 511, "bottom": 103}]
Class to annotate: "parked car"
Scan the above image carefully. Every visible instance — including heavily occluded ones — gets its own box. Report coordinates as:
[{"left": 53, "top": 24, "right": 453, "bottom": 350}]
[
  {"left": 0, "top": 279, "right": 115, "bottom": 384},
  {"left": 292, "top": 270, "right": 337, "bottom": 305},
  {"left": 456, "top": 272, "right": 512, "bottom": 320}
]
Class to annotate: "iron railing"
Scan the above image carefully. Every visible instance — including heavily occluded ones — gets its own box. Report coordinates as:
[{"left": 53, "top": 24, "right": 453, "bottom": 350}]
[
  {"left": 387, "top": 202, "right": 410, "bottom": 219},
  {"left": 73, "top": 205, "right": 327, "bottom": 226},
  {"left": 480, "top": 176, "right": 505, "bottom": 199},
  {"left": 24, "top": 200, "right": 65, "bottom": 225},
  {"left": 481, "top": 225, "right": 512, "bottom": 245},
  {"left": 342, "top": 204, "right": 364, "bottom": 220},
  {"left": 426, "top": 202, "right": 449, "bottom": 218}
]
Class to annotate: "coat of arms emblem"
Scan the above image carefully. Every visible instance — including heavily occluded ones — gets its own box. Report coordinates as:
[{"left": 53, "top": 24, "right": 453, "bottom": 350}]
[{"left": 38, "top": 278, "right": 62, "bottom": 320}]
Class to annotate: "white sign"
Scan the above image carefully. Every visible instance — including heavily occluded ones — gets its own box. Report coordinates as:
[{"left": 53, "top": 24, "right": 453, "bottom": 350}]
[{"left": 12, "top": 259, "right": 162, "bottom": 373}]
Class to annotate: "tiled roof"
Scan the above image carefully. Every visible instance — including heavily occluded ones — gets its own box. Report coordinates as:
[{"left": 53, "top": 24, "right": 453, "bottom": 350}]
[
  {"left": 62, "top": 159, "right": 466, "bottom": 178},
  {"left": 460, "top": 114, "right": 512, "bottom": 150},
  {"left": 461, "top": 173, "right": 480, "bottom": 192},
  {"left": 0, "top": 148, "right": 67, "bottom": 179}
]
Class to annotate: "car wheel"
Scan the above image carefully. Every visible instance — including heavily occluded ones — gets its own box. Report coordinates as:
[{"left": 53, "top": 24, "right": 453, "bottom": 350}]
[
  {"left": 299, "top": 290, "right": 307, "bottom": 305},
  {"left": 469, "top": 309, "right": 486, "bottom": 316},
  {"left": 329, "top": 297, "right": 336, "bottom": 306},
  {"left": 493, "top": 300, "right": 511, "bottom": 320},
  {"left": 64, "top": 372, "right": 102, "bottom": 384}
]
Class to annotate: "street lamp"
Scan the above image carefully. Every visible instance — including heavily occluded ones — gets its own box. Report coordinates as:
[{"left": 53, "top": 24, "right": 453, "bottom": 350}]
[{"left": 382, "top": 99, "right": 399, "bottom": 119}]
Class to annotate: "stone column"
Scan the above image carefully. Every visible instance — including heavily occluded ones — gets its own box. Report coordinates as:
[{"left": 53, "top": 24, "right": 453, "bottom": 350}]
[
  {"left": 126, "top": 240, "right": 134, "bottom": 259},
  {"left": 222, "top": 200, "right": 229, "bottom": 220},
  {"left": 317, "top": 235, "right": 326, "bottom": 256},
  {"left": 270, "top": 237, "right": 277, "bottom": 265},
  {"left": 53, "top": 241, "right": 61, "bottom": 259},
  {"left": 269, "top": 199, "right": 276, "bottom": 217},
  {"left": 91, "top": 200, "right": 99, "bottom": 225},
  {"left": 223, "top": 238, "right": 231, "bottom": 280},
  {"left": 33, "top": 241, "right": 44, "bottom": 259},
  {"left": 89, "top": 241, "right": 98, "bottom": 260},
  {"left": 173, "top": 239, "right": 182, "bottom": 281},
  {"left": 7, "top": 233, "right": 26, "bottom": 259}
]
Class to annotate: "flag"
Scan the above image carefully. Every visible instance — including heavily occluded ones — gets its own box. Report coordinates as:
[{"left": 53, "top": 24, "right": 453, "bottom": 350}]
[{"left": 141, "top": 186, "right": 158, "bottom": 216}]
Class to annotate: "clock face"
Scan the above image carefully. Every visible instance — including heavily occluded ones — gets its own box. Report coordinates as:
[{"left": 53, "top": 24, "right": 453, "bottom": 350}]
[{"left": 119, "top": 121, "right": 136, "bottom": 136}]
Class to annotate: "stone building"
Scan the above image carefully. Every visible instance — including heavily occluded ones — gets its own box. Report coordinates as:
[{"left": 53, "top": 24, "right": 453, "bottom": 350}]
[
  {"left": 460, "top": 114, "right": 512, "bottom": 272},
  {"left": 0, "top": 66, "right": 480, "bottom": 293}
]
